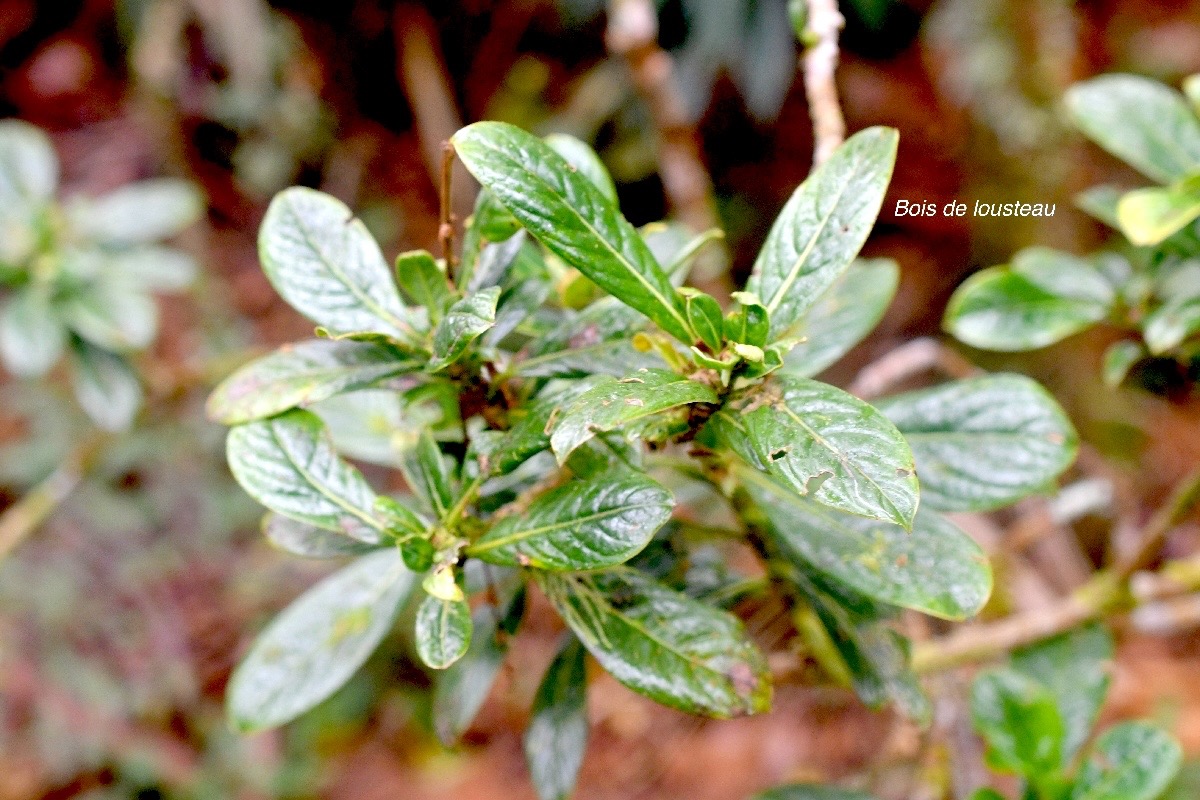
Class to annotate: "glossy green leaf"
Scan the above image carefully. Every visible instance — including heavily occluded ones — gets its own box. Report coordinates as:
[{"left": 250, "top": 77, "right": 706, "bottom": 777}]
[
  {"left": 746, "top": 127, "right": 898, "bottom": 340},
  {"left": 433, "top": 605, "right": 509, "bottom": 744},
  {"left": 1066, "top": 74, "right": 1200, "bottom": 184},
  {"left": 1103, "top": 340, "right": 1146, "bottom": 388},
  {"left": 1143, "top": 297, "right": 1200, "bottom": 355},
  {"left": 451, "top": 122, "right": 693, "bottom": 343},
  {"left": 748, "top": 474, "right": 991, "bottom": 619},
  {"left": 0, "top": 289, "right": 65, "bottom": 377},
  {"left": 226, "top": 548, "right": 413, "bottom": 731},
  {"left": 783, "top": 258, "right": 899, "bottom": 378},
  {"left": 373, "top": 495, "right": 427, "bottom": 537},
  {"left": 429, "top": 286, "right": 500, "bottom": 370},
  {"left": 402, "top": 431, "right": 457, "bottom": 519},
  {"left": 944, "top": 265, "right": 1110, "bottom": 351},
  {"left": 971, "top": 670, "right": 1065, "bottom": 779},
  {"left": 489, "top": 382, "right": 592, "bottom": 475},
  {"left": 69, "top": 178, "right": 203, "bottom": 245},
  {"left": 682, "top": 290, "right": 725, "bottom": 351},
  {"left": 725, "top": 292, "right": 770, "bottom": 348},
  {"left": 712, "top": 375, "right": 918, "bottom": 528},
  {"left": 544, "top": 132, "right": 618, "bottom": 201},
  {"left": 70, "top": 341, "right": 142, "bottom": 431},
  {"left": 876, "top": 374, "right": 1078, "bottom": 512},
  {"left": 753, "top": 785, "right": 879, "bottom": 800},
  {"left": 537, "top": 567, "right": 771, "bottom": 717},
  {"left": 549, "top": 369, "right": 717, "bottom": 462},
  {"left": 1071, "top": 722, "right": 1182, "bottom": 800},
  {"left": 525, "top": 638, "right": 589, "bottom": 800},
  {"left": 1012, "top": 624, "right": 1113, "bottom": 763},
  {"left": 415, "top": 592, "right": 472, "bottom": 669},
  {"left": 262, "top": 512, "right": 382, "bottom": 558},
  {"left": 226, "top": 409, "right": 382, "bottom": 541},
  {"left": 395, "top": 249, "right": 453, "bottom": 319},
  {"left": 1117, "top": 177, "right": 1200, "bottom": 246},
  {"left": 469, "top": 471, "right": 673, "bottom": 570},
  {"left": 258, "top": 187, "right": 416, "bottom": 340},
  {"left": 0, "top": 120, "right": 58, "bottom": 206},
  {"left": 207, "top": 339, "right": 421, "bottom": 425}
]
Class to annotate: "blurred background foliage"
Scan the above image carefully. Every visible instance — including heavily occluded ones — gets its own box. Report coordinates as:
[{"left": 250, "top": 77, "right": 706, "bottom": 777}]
[{"left": 3, "top": 0, "right": 1200, "bottom": 798}]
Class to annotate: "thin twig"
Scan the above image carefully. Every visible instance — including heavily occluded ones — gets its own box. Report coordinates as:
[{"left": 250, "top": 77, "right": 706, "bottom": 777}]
[
  {"left": 913, "top": 469, "right": 1200, "bottom": 672},
  {"left": 439, "top": 141, "right": 457, "bottom": 270},
  {"left": 801, "top": 0, "right": 847, "bottom": 167},
  {"left": 0, "top": 433, "right": 105, "bottom": 561}
]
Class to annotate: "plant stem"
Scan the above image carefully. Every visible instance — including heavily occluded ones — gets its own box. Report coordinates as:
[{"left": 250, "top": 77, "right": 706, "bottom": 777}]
[
  {"left": 0, "top": 434, "right": 105, "bottom": 561},
  {"left": 913, "top": 468, "right": 1200, "bottom": 672},
  {"left": 801, "top": 0, "right": 846, "bottom": 167}
]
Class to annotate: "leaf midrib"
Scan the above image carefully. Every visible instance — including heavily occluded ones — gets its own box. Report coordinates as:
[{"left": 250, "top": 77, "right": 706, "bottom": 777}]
[
  {"left": 472, "top": 499, "right": 666, "bottom": 554},
  {"left": 267, "top": 418, "right": 382, "bottom": 532}
]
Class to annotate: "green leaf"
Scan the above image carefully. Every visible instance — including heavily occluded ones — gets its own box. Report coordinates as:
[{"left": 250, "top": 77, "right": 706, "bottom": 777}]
[
  {"left": 544, "top": 132, "right": 618, "bottom": 201},
  {"left": 0, "top": 120, "right": 58, "bottom": 207},
  {"left": 1103, "top": 340, "right": 1145, "bottom": 388},
  {"left": 1143, "top": 297, "right": 1200, "bottom": 355},
  {"left": 750, "top": 474, "right": 991, "bottom": 619},
  {"left": 525, "top": 638, "right": 589, "bottom": 800},
  {"left": 415, "top": 593, "right": 472, "bottom": 669},
  {"left": 1071, "top": 722, "right": 1182, "bottom": 800},
  {"left": 968, "top": 791, "right": 1007, "bottom": 800},
  {"left": 68, "top": 178, "right": 203, "bottom": 245},
  {"left": 258, "top": 187, "right": 416, "bottom": 340},
  {"left": 536, "top": 566, "right": 771, "bottom": 718},
  {"left": 109, "top": 246, "right": 197, "bottom": 292},
  {"left": 971, "top": 670, "right": 1066, "bottom": 780},
  {"left": 725, "top": 292, "right": 770, "bottom": 348},
  {"left": 746, "top": 127, "right": 898, "bottom": 340},
  {"left": 226, "top": 409, "right": 382, "bottom": 541},
  {"left": 1066, "top": 75, "right": 1200, "bottom": 184},
  {"left": 752, "top": 785, "right": 879, "bottom": 800},
  {"left": 61, "top": 282, "right": 158, "bottom": 351},
  {"left": 944, "top": 265, "right": 1110, "bottom": 351},
  {"left": 226, "top": 548, "right": 413, "bottom": 731},
  {"left": 682, "top": 290, "right": 725, "bottom": 351},
  {"left": 782, "top": 258, "right": 899, "bottom": 378},
  {"left": 876, "top": 374, "right": 1078, "bottom": 512},
  {"left": 1012, "top": 624, "right": 1113, "bottom": 763},
  {"left": 549, "top": 368, "right": 717, "bottom": 462},
  {"left": 70, "top": 341, "right": 142, "bottom": 431},
  {"left": 429, "top": 286, "right": 500, "bottom": 370},
  {"left": 262, "top": 512, "right": 382, "bottom": 558},
  {"left": 0, "top": 288, "right": 66, "bottom": 377},
  {"left": 433, "top": 605, "right": 509, "bottom": 744},
  {"left": 1117, "top": 177, "right": 1200, "bottom": 246},
  {"left": 1077, "top": 185, "right": 1124, "bottom": 228},
  {"left": 402, "top": 430, "right": 457, "bottom": 519},
  {"left": 207, "top": 339, "right": 422, "bottom": 425},
  {"left": 489, "top": 382, "right": 591, "bottom": 475},
  {"left": 451, "top": 122, "right": 693, "bottom": 343},
  {"left": 395, "top": 249, "right": 453, "bottom": 320},
  {"left": 711, "top": 375, "right": 918, "bottom": 528},
  {"left": 469, "top": 471, "right": 673, "bottom": 570}
]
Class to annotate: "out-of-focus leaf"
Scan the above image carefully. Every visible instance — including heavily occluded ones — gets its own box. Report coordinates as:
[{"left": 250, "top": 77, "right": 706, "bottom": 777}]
[
  {"left": 746, "top": 127, "right": 898, "bottom": 340},
  {"left": 0, "top": 120, "right": 58, "bottom": 206},
  {"left": 1011, "top": 624, "right": 1113, "bottom": 762},
  {"left": 1117, "top": 177, "right": 1200, "bottom": 246},
  {"left": 524, "top": 638, "right": 589, "bottom": 800},
  {"left": 109, "top": 246, "right": 197, "bottom": 292},
  {"left": 971, "top": 670, "right": 1065, "bottom": 780},
  {"left": 262, "top": 512, "right": 383, "bottom": 558},
  {"left": 782, "top": 258, "right": 899, "bottom": 378},
  {"left": 1071, "top": 722, "right": 1182, "bottom": 800},
  {"left": 226, "top": 409, "right": 382, "bottom": 540},
  {"left": 1103, "top": 340, "right": 1146, "bottom": 388},
  {"left": 69, "top": 178, "right": 203, "bottom": 244},
  {"left": 415, "top": 593, "right": 472, "bottom": 669},
  {"left": 752, "top": 786, "right": 879, "bottom": 800},
  {"left": 469, "top": 471, "right": 673, "bottom": 570},
  {"left": 433, "top": 605, "right": 508, "bottom": 744},
  {"left": 1143, "top": 296, "right": 1200, "bottom": 354},
  {"left": 70, "top": 341, "right": 142, "bottom": 431},
  {"left": 452, "top": 122, "right": 693, "bottom": 343},
  {"left": 258, "top": 187, "right": 416, "bottom": 340},
  {"left": 1066, "top": 75, "right": 1200, "bottom": 183},
  {"left": 537, "top": 566, "right": 771, "bottom": 717},
  {"left": 226, "top": 548, "right": 413, "bottom": 731},
  {"left": 207, "top": 339, "right": 422, "bottom": 425},
  {"left": 549, "top": 368, "right": 717, "bottom": 462},
  {"left": 876, "top": 374, "right": 1078, "bottom": 512},
  {"left": 749, "top": 475, "right": 991, "bottom": 619},
  {"left": 0, "top": 288, "right": 66, "bottom": 377},
  {"left": 711, "top": 376, "right": 918, "bottom": 528},
  {"left": 61, "top": 282, "right": 158, "bottom": 351}
]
